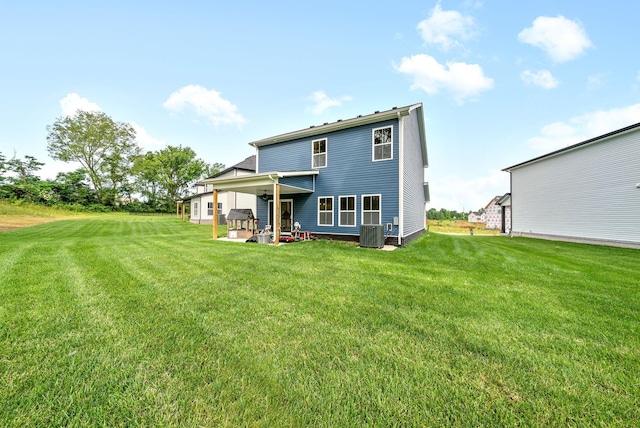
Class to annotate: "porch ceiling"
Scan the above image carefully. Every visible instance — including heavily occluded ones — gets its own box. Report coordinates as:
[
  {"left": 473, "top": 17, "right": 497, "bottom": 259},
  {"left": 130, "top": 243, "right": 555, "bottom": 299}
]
[{"left": 203, "top": 170, "right": 318, "bottom": 196}]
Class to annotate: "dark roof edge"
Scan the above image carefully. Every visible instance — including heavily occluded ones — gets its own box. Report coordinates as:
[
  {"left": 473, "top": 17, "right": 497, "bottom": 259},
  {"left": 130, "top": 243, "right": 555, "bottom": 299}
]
[
  {"left": 249, "top": 103, "right": 421, "bottom": 147},
  {"left": 502, "top": 121, "right": 640, "bottom": 172}
]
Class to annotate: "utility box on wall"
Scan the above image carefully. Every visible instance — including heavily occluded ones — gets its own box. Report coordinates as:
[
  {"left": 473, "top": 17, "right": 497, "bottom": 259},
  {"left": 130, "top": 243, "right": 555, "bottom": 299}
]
[{"left": 360, "top": 225, "right": 385, "bottom": 248}]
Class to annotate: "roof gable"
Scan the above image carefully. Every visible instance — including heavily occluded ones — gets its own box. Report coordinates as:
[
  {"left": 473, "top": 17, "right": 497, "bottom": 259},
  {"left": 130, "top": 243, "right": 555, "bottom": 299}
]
[
  {"left": 503, "top": 122, "right": 640, "bottom": 171},
  {"left": 249, "top": 104, "right": 422, "bottom": 148}
]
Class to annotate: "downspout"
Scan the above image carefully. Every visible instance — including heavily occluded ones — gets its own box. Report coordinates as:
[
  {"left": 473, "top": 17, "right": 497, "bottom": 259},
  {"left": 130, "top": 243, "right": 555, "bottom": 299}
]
[{"left": 397, "top": 111, "right": 404, "bottom": 246}]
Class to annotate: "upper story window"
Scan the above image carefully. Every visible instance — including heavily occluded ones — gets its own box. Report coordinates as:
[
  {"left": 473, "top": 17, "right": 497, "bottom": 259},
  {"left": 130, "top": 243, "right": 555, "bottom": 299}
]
[
  {"left": 318, "top": 196, "right": 333, "bottom": 226},
  {"left": 372, "top": 126, "right": 393, "bottom": 161},
  {"left": 312, "top": 138, "right": 327, "bottom": 168}
]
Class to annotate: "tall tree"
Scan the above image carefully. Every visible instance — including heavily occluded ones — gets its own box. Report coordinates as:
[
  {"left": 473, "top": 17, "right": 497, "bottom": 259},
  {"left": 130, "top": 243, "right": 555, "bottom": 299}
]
[
  {"left": 132, "top": 151, "right": 162, "bottom": 208},
  {"left": 203, "top": 162, "right": 225, "bottom": 178},
  {"left": 46, "top": 110, "right": 138, "bottom": 204},
  {"left": 154, "top": 145, "right": 206, "bottom": 207},
  {"left": 0, "top": 152, "right": 6, "bottom": 184},
  {"left": 6, "top": 154, "right": 44, "bottom": 184}
]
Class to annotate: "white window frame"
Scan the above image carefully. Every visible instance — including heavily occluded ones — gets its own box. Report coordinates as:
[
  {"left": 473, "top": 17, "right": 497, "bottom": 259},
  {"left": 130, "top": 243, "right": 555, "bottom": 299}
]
[
  {"left": 372, "top": 125, "right": 393, "bottom": 161},
  {"left": 207, "top": 202, "right": 213, "bottom": 216},
  {"left": 317, "top": 196, "right": 334, "bottom": 226},
  {"left": 361, "top": 194, "right": 381, "bottom": 225},
  {"left": 338, "top": 195, "right": 356, "bottom": 227},
  {"left": 193, "top": 202, "right": 199, "bottom": 217},
  {"left": 312, "top": 138, "right": 327, "bottom": 169},
  {"left": 217, "top": 202, "right": 223, "bottom": 216}
]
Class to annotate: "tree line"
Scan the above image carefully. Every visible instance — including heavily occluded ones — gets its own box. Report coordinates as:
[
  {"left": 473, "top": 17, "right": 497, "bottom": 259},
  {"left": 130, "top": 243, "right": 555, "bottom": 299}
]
[
  {"left": 0, "top": 110, "right": 223, "bottom": 212},
  {"left": 426, "top": 208, "right": 471, "bottom": 221}
]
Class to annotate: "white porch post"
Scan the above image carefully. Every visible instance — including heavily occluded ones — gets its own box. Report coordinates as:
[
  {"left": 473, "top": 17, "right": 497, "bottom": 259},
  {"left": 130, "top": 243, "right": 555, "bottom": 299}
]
[
  {"left": 212, "top": 189, "right": 218, "bottom": 240},
  {"left": 274, "top": 183, "right": 280, "bottom": 246}
]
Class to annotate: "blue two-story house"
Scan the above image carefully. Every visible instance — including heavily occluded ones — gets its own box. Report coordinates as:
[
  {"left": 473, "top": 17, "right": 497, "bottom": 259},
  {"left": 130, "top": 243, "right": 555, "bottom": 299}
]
[{"left": 206, "top": 103, "right": 429, "bottom": 246}]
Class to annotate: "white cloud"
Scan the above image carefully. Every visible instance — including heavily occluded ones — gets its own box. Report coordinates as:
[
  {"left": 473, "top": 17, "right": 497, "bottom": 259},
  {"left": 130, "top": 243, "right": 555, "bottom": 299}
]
[
  {"left": 60, "top": 93, "right": 102, "bottom": 116},
  {"left": 429, "top": 169, "right": 509, "bottom": 211},
  {"left": 518, "top": 16, "right": 592, "bottom": 63},
  {"left": 417, "top": 2, "right": 475, "bottom": 51},
  {"left": 163, "top": 85, "right": 246, "bottom": 126},
  {"left": 636, "top": 70, "right": 640, "bottom": 82},
  {"left": 130, "top": 122, "right": 165, "bottom": 148},
  {"left": 520, "top": 69, "right": 559, "bottom": 89},
  {"left": 307, "top": 91, "right": 352, "bottom": 115},
  {"left": 526, "top": 103, "right": 640, "bottom": 153},
  {"left": 58, "top": 93, "right": 165, "bottom": 149},
  {"left": 394, "top": 54, "right": 494, "bottom": 104}
]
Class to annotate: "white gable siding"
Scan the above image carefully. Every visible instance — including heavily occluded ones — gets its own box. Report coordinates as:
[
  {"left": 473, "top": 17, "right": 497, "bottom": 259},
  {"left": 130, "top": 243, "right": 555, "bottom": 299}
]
[
  {"left": 511, "top": 128, "right": 640, "bottom": 245},
  {"left": 401, "top": 107, "right": 427, "bottom": 240}
]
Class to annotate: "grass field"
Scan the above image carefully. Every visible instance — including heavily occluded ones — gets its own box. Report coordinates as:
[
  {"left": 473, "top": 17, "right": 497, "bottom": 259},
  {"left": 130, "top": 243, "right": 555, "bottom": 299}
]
[
  {"left": 427, "top": 219, "right": 501, "bottom": 235},
  {"left": 1, "top": 216, "right": 639, "bottom": 426},
  {"left": 0, "top": 201, "right": 92, "bottom": 232}
]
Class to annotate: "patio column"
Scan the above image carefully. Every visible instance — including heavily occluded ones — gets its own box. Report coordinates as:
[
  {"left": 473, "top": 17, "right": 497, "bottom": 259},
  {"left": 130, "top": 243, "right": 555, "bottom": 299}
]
[
  {"left": 176, "top": 201, "right": 179, "bottom": 218},
  {"left": 212, "top": 189, "right": 218, "bottom": 240},
  {"left": 181, "top": 202, "right": 185, "bottom": 222},
  {"left": 274, "top": 183, "right": 280, "bottom": 246}
]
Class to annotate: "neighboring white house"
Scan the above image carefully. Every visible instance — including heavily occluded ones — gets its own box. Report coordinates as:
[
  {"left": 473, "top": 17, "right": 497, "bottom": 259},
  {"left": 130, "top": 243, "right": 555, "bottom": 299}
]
[
  {"left": 485, "top": 194, "right": 511, "bottom": 232},
  {"left": 186, "top": 156, "right": 257, "bottom": 225},
  {"left": 467, "top": 211, "right": 486, "bottom": 223},
  {"left": 502, "top": 122, "right": 640, "bottom": 248}
]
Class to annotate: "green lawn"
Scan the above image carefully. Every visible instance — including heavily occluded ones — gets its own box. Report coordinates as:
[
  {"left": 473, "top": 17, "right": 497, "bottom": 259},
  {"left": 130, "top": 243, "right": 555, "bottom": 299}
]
[{"left": 1, "top": 216, "right": 638, "bottom": 426}]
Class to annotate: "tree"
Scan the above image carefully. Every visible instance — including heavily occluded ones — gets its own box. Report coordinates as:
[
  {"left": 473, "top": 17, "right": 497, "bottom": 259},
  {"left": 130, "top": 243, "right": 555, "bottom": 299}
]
[
  {"left": 52, "top": 169, "right": 97, "bottom": 205},
  {"left": 0, "top": 152, "right": 6, "bottom": 184},
  {"left": 153, "top": 145, "right": 207, "bottom": 208},
  {"left": 6, "top": 154, "right": 44, "bottom": 184},
  {"left": 46, "top": 110, "right": 138, "bottom": 204},
  {"left": 132, "top": 151, "right": 162, "bottom": 208},
  {"left": 203, "top": 162, "right": 225, "bottom": 178}
]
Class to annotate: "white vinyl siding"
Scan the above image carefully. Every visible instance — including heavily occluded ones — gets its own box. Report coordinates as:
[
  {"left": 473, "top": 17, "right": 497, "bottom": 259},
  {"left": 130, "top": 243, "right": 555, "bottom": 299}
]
[
  {"left": 372, "top": 126, "right": 393, "bottom": 161},
  {"left": 510, "top": 128, "right": 640, "bottom": 245},
  {"left": 318, "top": 196, "right": 333, "bottom": 226},
  {"left": 312, "top": 138, "right": 327, "bottom": 168},
  {"left": 339, "top": 195, "right": 356, "bottom": 227},
  {"left": 362, "top": 194, "right": 381, "bottom": 225},
  {"left": 401, "top": 107, "right": 428, "bottom": 238}
]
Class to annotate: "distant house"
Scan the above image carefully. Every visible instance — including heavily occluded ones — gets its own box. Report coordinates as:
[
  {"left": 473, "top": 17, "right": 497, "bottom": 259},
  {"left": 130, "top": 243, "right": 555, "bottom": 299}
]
[
  {"left": 484, "top": 194, "right": 511, "bottom": 232},
  {"left": 467, "top": 211, "right": 486, "bottom": 223},
  {"left": 205, "top": 103, "right": 430, "bottom": 246},
  {"left": 185, "top": 156, "right": 257, "bottom": 224},
  {"left": 503, "top": 122, "right": 640, "bottom": 248}
]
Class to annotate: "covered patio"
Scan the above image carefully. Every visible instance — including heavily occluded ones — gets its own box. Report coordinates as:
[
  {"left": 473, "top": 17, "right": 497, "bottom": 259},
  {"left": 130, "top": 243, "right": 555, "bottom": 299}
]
[{"left": 204, "top": 170, "right": 318, "bottom": 246}]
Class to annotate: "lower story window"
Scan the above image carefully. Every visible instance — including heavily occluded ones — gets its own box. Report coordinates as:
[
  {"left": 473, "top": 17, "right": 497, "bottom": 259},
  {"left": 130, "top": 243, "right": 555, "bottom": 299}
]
[
  {"left": 339, "top": 195, "right": 356, "bottom": 226},
  {"left": 207, "top": 202, "right": 213, "bottom": 216},
  {"left": 362, "top": 194, "right": 381, "bottom": 225},
  {"left": 318, "top": 196, "right": 333, "bottom": 226},
  {"left": 193, "top": 202, "right": 199, "bottom": 217},
  {"left": 217, "top": 202, "right": 223, "bottom": 215}
]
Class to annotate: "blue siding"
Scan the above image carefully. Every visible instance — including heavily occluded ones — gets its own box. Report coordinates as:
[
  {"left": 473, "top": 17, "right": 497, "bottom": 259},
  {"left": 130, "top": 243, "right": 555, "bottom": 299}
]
[
  {"left": 280, "top": 175, "right": 314, "bottom": 192},
  {"left": 258, "top": 120, "right": 400, "bottom": 236}
]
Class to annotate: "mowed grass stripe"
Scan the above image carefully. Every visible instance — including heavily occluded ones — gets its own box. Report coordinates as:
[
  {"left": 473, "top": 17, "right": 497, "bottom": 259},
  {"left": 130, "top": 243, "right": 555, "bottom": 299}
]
[{"left": 1, "top": 216, "right": 639, "bottom": 426}]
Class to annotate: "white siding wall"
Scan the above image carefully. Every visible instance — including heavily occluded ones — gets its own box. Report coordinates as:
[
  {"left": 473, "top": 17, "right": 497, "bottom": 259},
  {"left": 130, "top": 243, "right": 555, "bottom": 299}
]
[
  {"left": 511, "top": 129, "right": 640, "bottom": 245},
  {"left": 401, "top": 108, "right": 427, "bottom": 238}
]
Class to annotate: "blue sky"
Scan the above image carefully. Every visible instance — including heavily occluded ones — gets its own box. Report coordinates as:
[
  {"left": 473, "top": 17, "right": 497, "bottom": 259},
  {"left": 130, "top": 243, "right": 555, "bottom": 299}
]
[{"left": 2, "top": 1, "right": 639, "bottom": 211}]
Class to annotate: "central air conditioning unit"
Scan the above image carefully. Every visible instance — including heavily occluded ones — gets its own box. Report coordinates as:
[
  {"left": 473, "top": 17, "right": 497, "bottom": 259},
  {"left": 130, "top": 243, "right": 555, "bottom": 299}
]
[{"left": 360, "top": 224, "right": 385, "bottom": 248}]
